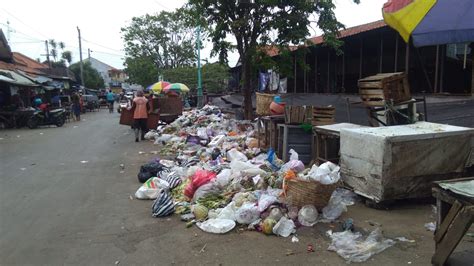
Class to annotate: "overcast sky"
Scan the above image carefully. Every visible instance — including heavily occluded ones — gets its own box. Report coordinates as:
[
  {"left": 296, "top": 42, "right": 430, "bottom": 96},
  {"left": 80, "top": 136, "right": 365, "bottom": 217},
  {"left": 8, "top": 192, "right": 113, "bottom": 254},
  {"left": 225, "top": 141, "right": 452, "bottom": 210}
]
[{"left": 1, "top": 0, "right": 383, "bottom": 69}]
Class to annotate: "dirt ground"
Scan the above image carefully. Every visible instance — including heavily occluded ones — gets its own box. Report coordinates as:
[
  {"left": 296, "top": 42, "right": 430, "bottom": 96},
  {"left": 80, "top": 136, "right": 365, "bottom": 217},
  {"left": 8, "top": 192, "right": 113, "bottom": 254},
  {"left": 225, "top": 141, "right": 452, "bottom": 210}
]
[{"left": 1, "top": 111, "right": 472, "bottom": 265}]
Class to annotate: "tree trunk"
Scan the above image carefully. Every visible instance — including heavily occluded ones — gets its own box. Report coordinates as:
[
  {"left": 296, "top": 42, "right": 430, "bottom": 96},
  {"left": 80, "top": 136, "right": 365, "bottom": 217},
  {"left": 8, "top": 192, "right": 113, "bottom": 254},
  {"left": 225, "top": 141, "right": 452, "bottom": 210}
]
[{"left": 242, "top": 59, "right": 253, "bottom": 119}]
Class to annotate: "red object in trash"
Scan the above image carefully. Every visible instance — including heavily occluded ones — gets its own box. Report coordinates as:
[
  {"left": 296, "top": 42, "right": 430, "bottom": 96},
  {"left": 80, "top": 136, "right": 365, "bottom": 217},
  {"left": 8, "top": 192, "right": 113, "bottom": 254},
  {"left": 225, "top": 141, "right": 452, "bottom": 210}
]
[
  {"left": 184, "top": 170, "right": 217, "bottom": 199},
  {"left": 307, "top": 244, "right": 315, "bottom": 253}
]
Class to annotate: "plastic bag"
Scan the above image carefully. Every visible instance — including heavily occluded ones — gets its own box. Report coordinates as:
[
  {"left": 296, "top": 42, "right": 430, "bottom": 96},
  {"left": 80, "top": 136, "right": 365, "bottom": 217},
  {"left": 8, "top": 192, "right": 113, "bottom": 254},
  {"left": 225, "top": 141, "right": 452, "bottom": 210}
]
[
  {"left": 197, "top": 127, "right": 209, "bottom": 140},
  {"left": 281, "top": 160, "right": 305, "bottom": 173},
  {"left": 184, "top": 170, "right": 217, "bottom": 199},
  {"left": 137, "top": 161, "right": 165, "bottom": 183},
  {"left": 235, "top": 202, "right": 260, "bottom": 224},
  {"left": 307, "top": 162, "right": 341, "bottom": 184},
  {"left": 322, "top": 188, "right": 356, "bottom": 221},
  {"left": 327, "top": 228, "right": 395, "bottom": 263},
  {"left": 298, "top": 205, "right": 319, "bottom": 226},
  {"left": 257, "top": 194, "right": 278, "bottom": 212},
  {"left": 161, "top": 171, "right": 182, "bottom": 190},
  {"left": 272, "top": 217, "right": 296, "bottom": 237},
  {"left": 154, "top": 134, "right": 174, "bottom": 143},
  {"left": 217, "top": 202, "right": 237, "bottom": 221},
  {"left": 289, "top": 149, "right": 299, "bottom": 161},
  {"left": 152, "top": 190, "right": 175, "bottom": 217},
  {"left": 227, "top": 148, "right": 248, "bottom": 162},
  {"left": 135, "top": 177, "right": 170, "bottom": 200},
  {"left": 144, "top": 130, "right": 158, "bottom": 140},
  {"left": 196, "top": 218, "right": 236, "bottom": 234},
  {"left": 215, "top": 169, "right": 233, "bottom": 188},
  {"left": 192, "top": 181, "right": 221, "bottom": 202}
]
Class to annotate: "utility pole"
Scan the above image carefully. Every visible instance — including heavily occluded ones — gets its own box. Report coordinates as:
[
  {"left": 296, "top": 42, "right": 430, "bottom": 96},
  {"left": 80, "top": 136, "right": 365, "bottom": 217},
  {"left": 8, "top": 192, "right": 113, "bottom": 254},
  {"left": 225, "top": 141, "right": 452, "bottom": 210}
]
[
  {"left": 6, "top": 21, "right": 11, "bottom": 42},
  {"left": 88, "top": 48, "right": 92, "bottom": 60},
  {"left": 77, "top": 26, "right": 85, "bottom": 87},
  {"left": 196, "top": 26, "right": 203, "bottom": 108},
  {"left": 45, "top": 40, "right": 51, "bottom": 69}
]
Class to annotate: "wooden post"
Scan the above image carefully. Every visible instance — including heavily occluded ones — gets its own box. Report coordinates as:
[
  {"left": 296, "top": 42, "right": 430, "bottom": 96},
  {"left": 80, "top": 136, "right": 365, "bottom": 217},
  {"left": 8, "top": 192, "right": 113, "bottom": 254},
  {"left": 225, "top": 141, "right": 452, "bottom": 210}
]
[
  {"left": 434, "top": 45, "right": 440, "bottom": 93},
  {"left": 294, "top": 55, "right": 297, "bottom": 93},
  {"left": 314, "top": 52, "right": 318, "bottom": 93},
  {"left": 342, "top": 49, "right": 345, "bottom": 93},
  {"left": 405, "top": 42, "right": 410, "bottom": 75},
  {"left": 335, "top": 52, "right": 338, "bottom": 92},
  {"left": 303, "top": 53, "right": 307, "bottom": 93},
  {"left": 440, "top": 45, "right": 445, "bottom": 93},
  {"left": 359, "top": 38, "right": 363, "bottom": 79},
  {"left": 394, "top": 34, "right": 398, "bottom": 72},
  {"left": 327, "top": 50, "right": 330, "bottom": 93},
  {"left": 379, "top": 34, "right": 384, "bottom": 73}
]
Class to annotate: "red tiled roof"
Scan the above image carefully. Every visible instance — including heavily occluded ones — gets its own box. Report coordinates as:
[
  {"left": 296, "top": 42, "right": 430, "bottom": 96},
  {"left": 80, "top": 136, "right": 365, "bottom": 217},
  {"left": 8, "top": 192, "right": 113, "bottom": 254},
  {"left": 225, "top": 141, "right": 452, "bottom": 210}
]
[
  {"left": 12, "top": 52, "right": 48, "bottom": 72},
  {"left": 308, "top": 20, "right": 387, "bottom": 45}
]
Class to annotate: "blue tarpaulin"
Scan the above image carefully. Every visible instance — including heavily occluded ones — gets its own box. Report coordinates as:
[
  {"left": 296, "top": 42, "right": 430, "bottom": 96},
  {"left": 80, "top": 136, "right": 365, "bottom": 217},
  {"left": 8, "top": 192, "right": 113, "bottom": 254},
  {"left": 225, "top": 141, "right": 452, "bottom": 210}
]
[{"left": 412, "top": 0, "right": 474, "bottom": 47}]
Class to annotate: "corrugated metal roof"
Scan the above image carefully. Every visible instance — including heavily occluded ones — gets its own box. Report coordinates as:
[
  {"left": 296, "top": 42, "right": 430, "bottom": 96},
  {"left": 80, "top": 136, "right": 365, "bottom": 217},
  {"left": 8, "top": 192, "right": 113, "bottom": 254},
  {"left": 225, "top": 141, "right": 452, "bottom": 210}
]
[{"left": 308, "top": 20, "right": 387, "bottom": 45}]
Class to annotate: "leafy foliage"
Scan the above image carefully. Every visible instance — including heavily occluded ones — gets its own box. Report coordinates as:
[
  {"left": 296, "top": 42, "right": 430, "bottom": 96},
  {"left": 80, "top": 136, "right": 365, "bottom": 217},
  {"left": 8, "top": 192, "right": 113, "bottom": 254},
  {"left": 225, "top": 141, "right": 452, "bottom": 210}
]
[
  {"left": 69, "top": 61, "right": 105, "bottom": 89},
  {"left": 161, "top": 63, "right": 229, "bottom": 93},
  {"left": 187, "top": 0, "right": 356, "bottom": 118},
  {"left": 121, "top": 8, "right": 196, "bottom": 70}
]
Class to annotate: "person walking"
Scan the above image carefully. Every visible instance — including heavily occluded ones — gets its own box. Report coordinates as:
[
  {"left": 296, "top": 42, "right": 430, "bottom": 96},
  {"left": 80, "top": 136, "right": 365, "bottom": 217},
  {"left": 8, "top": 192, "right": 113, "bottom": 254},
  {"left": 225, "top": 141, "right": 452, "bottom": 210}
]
[
  {"left": 106, "top": 90, "right": 115, "bottom": 113},
  {"left": 71, "top": 92, "right": 81, "bottom": 121},
  {"left": 131, "top": 90, "right": 149, "bottom": 142}
]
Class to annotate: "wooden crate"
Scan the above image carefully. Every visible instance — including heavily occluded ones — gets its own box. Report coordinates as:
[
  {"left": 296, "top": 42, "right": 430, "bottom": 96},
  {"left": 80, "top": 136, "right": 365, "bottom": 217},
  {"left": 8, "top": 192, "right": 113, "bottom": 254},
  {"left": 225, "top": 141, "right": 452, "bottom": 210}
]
[
  {"left": 277, "top": 124, "right": 312, "bottom": 164},
  {"left": 312, "top": 106, "right": 335, "bottom": 126},
  {"left": 284, "top": 106, "right": 312, "bottom": 124},
  {"left": 358, "top": 72, "right": 411, "bottom": 107}
]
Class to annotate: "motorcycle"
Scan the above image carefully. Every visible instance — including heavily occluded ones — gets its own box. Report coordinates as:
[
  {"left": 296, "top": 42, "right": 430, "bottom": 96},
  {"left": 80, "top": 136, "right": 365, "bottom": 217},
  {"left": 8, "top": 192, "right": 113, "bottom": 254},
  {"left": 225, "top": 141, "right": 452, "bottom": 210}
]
[{"left": 27, "top": 108, "right": 66, "bottom": 129}]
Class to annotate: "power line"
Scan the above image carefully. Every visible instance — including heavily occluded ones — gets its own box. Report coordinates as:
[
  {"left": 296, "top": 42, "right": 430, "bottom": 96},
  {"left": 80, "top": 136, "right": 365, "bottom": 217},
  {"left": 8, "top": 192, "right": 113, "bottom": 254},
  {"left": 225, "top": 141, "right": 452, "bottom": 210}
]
[
  {"left": 81, "top": 38, "right": 123, "bottom": 53},
  {"left": 153, "top": 0, "right": 172, "bottom": 11},
  {"left": 0, "top": 8, "right": 48, "bottom": 39}
]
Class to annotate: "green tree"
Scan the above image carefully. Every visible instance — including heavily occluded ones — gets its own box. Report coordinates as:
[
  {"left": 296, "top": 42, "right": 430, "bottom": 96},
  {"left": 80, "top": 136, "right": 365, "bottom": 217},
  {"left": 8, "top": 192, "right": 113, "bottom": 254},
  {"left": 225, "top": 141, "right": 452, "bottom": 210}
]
[
  {"left": 121, "top": 8, "right": 198, "bottom": 87},
  {"left": 48, "top": 39, "right": 73, "bottom": 66},
  {"left": 188, "top": 0, "right": 357, "bottom": 119},
  {"left": 69, "top": 61, "right": 105, "bottom": 89},
  {"left": 161, "top": 62, "right": 229, "bottom": 93}
]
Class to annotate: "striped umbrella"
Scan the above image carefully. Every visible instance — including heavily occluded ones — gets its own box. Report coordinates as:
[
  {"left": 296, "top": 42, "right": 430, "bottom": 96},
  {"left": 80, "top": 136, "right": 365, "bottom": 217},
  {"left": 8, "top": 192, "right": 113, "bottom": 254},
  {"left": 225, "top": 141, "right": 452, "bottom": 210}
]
[
  {"left": 383, "top": 0, "right": 474, "bottom": 47},
  {"left": 163, "top": 83, "right": 190, "bottom": 94}
]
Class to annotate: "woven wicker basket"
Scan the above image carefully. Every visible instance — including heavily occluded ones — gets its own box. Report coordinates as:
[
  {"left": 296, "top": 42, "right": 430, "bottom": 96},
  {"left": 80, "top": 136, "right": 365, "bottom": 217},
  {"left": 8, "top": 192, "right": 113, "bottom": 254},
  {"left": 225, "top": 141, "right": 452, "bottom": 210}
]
[
  {"left": 256, "top": 92, "right": 275, "bottom": 116},
  {"left": 285, "top": 179, "right": 339, "bottom": 210}
]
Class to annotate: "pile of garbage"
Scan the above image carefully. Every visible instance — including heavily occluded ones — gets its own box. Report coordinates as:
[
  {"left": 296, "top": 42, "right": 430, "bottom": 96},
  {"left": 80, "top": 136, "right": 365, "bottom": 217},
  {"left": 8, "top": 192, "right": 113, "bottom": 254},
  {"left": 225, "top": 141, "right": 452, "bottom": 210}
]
[{"left": 135, "top": 105, "right": 394, "bottom": 262}]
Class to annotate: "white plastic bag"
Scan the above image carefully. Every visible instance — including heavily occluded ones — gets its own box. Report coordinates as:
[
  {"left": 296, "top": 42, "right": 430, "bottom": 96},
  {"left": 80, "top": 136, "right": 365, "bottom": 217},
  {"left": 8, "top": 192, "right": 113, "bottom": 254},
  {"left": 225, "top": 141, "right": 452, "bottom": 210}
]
[
  {"left": 235, "top": 202, "right": 260, "bottom": 224},
  {"left": 289, "top": 149, "right": 299, "bottom": 161},
  {"left": 135, "top": 177, "right": 170, "bottom": 200},
  {"left": 322, "top": 188, "right": 356, "bottom": 221},
  {"left": 281, "top": 160, "right": 305, "bottom": 173},
  {"left": 307, "top": 162, "right": 341, "bottom": 184},
  {"left": 272, "top": 217, "right": 296, "bottom": 237},
  {"left": 192, "top": 181, "right": 221, "bottom": 202},
  {"left": 217, "top": 202, "right": 237, "bottom": 221},
  {"left": 197, "top": 218, "right": 236, "bottom": 234},
  {"left": 197, "top": 127, "right": 209, "bottom": 140},
  {"left": 327, "top": 228, "right": 395, "bottom": 263},
  {"left": 215, "top": 169, "right": 233, "bottom": 188},
  {"left": 257, "top": 194, "right": 278, "bottom": 212},
  {"left": 298, "top": 205, "right": 319, "bottom": 226},
  {"left": 227, "top": 148, "right": 248, "bottom": 162},
  {"left": 144, "top": 130, "right": 158, "bottom": 140}
]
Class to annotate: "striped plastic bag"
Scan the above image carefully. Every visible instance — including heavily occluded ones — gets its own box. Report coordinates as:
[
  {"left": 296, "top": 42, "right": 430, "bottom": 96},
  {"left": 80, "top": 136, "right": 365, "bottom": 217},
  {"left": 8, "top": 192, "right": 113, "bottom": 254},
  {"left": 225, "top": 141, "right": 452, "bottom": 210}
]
[{"left": 152, "top": 190, "right": 175, "bottom": 217}]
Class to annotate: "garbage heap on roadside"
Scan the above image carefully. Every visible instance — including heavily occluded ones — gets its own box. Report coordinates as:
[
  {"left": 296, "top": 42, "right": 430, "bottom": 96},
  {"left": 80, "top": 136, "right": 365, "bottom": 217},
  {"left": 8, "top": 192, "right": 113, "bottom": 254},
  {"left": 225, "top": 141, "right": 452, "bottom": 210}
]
[{"left": 136, "top": 105, "right": 395, "bottom": 262}]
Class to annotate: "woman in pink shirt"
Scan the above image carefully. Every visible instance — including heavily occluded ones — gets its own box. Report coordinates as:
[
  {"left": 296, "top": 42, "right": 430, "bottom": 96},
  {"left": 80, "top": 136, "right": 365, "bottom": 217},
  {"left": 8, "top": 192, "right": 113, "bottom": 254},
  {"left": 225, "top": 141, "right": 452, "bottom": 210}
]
[{"left": 131, "top": 90, "right": 150, "bottom": 142}]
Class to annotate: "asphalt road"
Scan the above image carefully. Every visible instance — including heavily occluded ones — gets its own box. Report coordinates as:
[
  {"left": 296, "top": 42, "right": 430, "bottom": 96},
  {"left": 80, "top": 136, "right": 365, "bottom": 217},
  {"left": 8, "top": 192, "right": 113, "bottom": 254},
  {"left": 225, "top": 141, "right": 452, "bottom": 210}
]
[{"left": 1, "top": 110, "right": 472, "bottom": 265}]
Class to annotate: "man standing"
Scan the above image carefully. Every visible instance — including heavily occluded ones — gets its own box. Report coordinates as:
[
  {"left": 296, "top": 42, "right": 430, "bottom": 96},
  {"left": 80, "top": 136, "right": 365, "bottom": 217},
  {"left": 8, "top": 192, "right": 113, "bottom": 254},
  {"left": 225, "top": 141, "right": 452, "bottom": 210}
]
[
  {"left": 71, "top": 92, "right": 81, "bottom": 121},
  {"left": 106, "top": 90, "right": 115, "bottom": 113}
]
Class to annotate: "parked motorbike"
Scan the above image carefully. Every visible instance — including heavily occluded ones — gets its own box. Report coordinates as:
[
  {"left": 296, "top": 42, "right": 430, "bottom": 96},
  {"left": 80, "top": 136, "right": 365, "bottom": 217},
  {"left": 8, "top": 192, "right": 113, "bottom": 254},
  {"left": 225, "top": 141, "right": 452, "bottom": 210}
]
[{"left": 27, "top": 108, "right": 65, "bottom": 129}]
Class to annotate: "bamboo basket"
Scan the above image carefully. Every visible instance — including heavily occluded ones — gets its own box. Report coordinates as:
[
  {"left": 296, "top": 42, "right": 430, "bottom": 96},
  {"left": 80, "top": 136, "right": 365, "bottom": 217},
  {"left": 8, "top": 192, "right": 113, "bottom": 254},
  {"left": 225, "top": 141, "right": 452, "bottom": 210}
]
[
  {"left": 256, "top": 92, "right": 275, "bottom": 116},
  {"left": 285, "top": 179, "right": 339, "bottom": 210}
]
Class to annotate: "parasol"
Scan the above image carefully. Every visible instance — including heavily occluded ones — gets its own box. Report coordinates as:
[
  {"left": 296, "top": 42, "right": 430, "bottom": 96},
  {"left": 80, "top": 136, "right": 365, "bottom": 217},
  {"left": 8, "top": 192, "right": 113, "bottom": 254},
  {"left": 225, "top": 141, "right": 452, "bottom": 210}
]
[
  {"left": 383, "top": 0, "right": 474, "bottom": 47},
  {"left": 163, "top": 83, "right": 190, "bottom": 94},
  {"left": 149, "top": 81, "right": 170, "bottom": 94}
]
